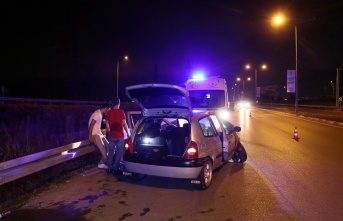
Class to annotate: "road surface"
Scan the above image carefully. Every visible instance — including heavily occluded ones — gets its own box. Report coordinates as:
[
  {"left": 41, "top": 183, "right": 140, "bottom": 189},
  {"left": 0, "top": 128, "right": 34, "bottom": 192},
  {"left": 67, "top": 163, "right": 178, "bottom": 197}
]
[{"left": 3, "top": 108, "right": 343, "bottom": 221}]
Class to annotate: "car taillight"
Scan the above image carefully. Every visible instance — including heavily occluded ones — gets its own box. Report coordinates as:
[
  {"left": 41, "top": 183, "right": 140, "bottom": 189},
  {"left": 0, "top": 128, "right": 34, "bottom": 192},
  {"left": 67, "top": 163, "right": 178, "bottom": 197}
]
[
  {"left": 125, "top": 138, "right": 133, "bottom": 154},
  {"left": 182, "top": 141, "right": 199, "bottom": 159}
]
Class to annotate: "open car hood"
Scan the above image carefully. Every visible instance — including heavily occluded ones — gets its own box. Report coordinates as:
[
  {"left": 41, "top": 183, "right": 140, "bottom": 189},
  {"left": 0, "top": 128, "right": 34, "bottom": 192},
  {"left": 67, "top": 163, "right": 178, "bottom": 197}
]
[{"left": 125, "top": 84, "right": 192, "bottom": 118}]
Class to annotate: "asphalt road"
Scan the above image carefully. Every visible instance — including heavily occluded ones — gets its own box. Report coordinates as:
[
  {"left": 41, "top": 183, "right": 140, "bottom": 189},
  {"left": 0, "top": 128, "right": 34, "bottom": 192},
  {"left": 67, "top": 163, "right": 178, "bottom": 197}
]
[
  {"left": 4, "top": 108, "right": 343, "bottom": 221},
  {"left": 257, "top": 103, "right": 343, "bottom": 123}
]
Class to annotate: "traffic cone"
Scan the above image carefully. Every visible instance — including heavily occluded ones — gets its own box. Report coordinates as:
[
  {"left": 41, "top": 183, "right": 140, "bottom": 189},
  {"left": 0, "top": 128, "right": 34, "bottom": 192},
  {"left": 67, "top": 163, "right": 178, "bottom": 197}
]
[{"left": 293, "top": 127, "right": 300, "bottom": 141}]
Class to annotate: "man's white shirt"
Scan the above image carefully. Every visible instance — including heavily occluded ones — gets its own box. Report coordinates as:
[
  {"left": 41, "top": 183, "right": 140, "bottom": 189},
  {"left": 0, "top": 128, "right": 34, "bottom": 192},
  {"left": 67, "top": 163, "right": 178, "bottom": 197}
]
[{"left": 88, "top": 109, "right": 103, "bottom": 136}]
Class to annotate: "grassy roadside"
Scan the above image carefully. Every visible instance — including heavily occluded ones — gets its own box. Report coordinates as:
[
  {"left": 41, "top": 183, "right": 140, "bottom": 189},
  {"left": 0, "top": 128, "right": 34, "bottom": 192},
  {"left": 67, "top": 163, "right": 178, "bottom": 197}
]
[
  {"left": 0, "top": 103, "right": 95, "bottom": 162},
  {"left": 0, "top": 102, "right": 140, "bottom": 211}
]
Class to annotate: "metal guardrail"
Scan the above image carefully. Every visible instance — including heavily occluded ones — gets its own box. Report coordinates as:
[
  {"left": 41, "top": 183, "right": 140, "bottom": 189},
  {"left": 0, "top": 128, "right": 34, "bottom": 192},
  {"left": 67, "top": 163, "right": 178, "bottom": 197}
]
[
  {"left": 0, "top": 97, "right": 105, "bottom": 105},
  {"left": 0, "top": 140, "right": 96, "bottom": 185},
  {"left": 256, "top": 103, "right": 342, "bottom": 110}
]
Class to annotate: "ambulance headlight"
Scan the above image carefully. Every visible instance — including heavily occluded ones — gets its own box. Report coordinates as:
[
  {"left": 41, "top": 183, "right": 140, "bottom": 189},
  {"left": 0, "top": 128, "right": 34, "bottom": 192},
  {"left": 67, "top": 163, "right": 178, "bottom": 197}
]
[{"left": 219, "top": 110, "right": 229, "bottom": 120}]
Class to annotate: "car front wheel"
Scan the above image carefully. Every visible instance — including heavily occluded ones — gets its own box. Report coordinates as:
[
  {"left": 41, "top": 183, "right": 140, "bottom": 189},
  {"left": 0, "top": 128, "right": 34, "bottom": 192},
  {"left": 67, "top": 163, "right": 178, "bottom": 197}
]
[
  {"left": 232, "top": 142, "right": 247, "bottom": 163},
  {"left": 199, "top": 158, "right": 213, "bottom": 189}
]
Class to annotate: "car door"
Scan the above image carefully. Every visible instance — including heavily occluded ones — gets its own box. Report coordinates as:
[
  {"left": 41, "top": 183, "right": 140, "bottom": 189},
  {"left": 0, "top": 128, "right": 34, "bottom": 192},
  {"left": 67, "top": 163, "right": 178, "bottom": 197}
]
[
  {"left": 198, "top": 116, "right": 223, "bottom": 168},
  {"left": 209, "top": 114, "right": 230, "bottom": 162},
  {"left": 220, "top": 120, "right": 237, "bottom": 156}
]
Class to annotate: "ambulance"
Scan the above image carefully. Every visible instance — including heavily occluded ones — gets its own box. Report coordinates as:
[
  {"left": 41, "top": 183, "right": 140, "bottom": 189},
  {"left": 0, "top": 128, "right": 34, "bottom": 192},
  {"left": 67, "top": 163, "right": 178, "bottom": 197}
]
[{"left": 185, "top": 76, "right": 230, "bottom": 119}]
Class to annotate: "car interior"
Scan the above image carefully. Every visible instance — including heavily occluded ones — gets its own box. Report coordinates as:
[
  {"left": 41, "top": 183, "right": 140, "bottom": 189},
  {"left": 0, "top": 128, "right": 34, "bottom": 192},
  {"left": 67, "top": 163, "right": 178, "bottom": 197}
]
[{"left": 134, "top": 118, "right": 190, "bottom": 158}]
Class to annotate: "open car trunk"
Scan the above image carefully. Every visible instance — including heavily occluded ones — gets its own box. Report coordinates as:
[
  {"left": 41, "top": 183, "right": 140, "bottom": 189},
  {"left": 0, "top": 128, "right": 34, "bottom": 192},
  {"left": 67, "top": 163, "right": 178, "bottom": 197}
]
[{"left": 133, "top": 117, "right": 190, "bottom": 159}]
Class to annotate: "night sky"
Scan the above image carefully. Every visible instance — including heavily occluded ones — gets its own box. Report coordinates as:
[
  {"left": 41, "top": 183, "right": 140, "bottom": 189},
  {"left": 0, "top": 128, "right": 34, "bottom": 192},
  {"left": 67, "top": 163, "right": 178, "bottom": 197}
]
[{"left": 2, "top": 0, "right": 343, "bottom": 100}]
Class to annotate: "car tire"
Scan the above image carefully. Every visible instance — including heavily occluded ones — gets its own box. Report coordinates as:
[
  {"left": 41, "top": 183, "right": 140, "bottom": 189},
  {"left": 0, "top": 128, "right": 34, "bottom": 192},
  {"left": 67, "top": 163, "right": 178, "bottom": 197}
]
[
  {"left": 232, "top": 142, "right": 247, "bottom": 163},
  {"left": 128, "top": 173, "right": 147, "bottom": 181},
  {"left": 199, "top": 158, "right": 213, "bottom": 190}
]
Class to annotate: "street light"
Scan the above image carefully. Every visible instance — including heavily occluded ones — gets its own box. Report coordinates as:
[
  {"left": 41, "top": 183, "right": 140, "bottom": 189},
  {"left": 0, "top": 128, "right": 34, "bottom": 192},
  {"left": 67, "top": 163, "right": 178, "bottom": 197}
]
[
  {"left": 336, "top": 68, "right": 342, "bottom": 107},
  {"left": 330, "top": 81, "right": 335, "bottom": 97},
  {"left": 116, "top": 55, "right": 129, "bottom": 97},
  {"left": 236, "top": 77, "right": 251, "bottom": 99},
  {"left": 233, "top": 83, "right": 239, "bottom": 101},
  {"left": 245, "top": 64, "right": 267, "bottom": 101},
  {"left": 231, "top": 86, "right": 236, "bottom": 101},
  {"left": 272, "top": 14, "right": 299, "bottom": 114},
  {"left": 272, "top": 14, "right": 286, "bottom": 27}
]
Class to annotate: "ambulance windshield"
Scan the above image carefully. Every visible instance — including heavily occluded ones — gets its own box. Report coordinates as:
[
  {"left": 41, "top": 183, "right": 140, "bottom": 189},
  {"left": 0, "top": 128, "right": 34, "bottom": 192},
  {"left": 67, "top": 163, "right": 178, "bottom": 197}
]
[{"left": 189, "top": 90, "right": 225, "bottom": 109}]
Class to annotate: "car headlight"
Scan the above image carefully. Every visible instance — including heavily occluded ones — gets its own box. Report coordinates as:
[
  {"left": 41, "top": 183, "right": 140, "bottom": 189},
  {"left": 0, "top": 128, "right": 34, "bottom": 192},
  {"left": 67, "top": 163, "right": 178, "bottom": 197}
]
[{"left": 238, "top": 101, "right": 250, "bottom": 108}]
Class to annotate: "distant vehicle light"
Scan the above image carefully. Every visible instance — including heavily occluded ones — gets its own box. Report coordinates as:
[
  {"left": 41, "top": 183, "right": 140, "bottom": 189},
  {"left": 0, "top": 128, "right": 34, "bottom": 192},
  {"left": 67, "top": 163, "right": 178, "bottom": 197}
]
[
  {"left": 238, "top": 101, "right": 250, "bottom": 109},
  {"left": 219, "top": 110, "right": 229, "bottom": 120}
]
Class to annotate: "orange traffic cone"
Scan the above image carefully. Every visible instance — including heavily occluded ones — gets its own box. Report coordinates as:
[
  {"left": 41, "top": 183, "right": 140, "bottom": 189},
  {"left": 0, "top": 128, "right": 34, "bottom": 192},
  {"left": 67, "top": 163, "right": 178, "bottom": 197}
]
[{"left": 293, "top": 127, "right": 300, "bottom": 141}]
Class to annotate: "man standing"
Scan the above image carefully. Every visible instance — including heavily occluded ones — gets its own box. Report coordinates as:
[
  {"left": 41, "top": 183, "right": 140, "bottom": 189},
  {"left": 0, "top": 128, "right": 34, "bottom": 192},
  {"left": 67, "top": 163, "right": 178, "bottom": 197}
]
[
  {"left": 106, "top": 97, "right": 131, "bottom": 174},
  {"left": 88, "top": 102, "right": 112, "bottom": 169}
]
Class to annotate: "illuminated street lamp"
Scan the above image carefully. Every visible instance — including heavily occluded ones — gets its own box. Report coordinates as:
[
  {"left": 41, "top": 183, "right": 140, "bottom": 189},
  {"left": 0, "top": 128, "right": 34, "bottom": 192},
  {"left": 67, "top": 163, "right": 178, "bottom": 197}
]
[
  {"left": 272, "top": 14, "right": 298, "bottom": 113},
  {"left": 232, "top": 83, "right": 240, "bottom": 101},
  {"left": 236, "top": 77, "right": 251, "bottom": 99},
  {"left": 116, "top": 55, "right": 129, "bottom": 97},
  {"left": 336, "top": 69, "right": 342, "bottom": 107},
  {"left": 231, "top": 86, "right": 236, "bottom": 101},
  {"left": 273, "top": 15, "right": 284, "bottom": 25},
  {"left": 245, "top": 64, "right": 267, "bottom": 101}
]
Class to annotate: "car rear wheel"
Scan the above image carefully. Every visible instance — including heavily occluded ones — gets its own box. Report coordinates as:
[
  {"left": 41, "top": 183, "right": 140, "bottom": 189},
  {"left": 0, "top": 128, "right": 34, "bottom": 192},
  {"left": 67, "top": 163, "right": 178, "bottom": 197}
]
[
  {"left": 199, "top": 158, "right": 213, "bottom": 189},
  {"left": 128, "top": 173, "right": 147, "bottom": 181},
  {"left": 232, "top": 143, "right": 247, "bottom": 163}
]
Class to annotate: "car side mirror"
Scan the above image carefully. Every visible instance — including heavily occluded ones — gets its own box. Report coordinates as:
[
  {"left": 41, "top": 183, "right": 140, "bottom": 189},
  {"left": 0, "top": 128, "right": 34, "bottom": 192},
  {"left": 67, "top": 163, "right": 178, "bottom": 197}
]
[
  {"left": 233, "top": 126, "right": 241, "bottom": 132},
  {"left": 225, "top": 126, "right": 241, "bottom": 134}
]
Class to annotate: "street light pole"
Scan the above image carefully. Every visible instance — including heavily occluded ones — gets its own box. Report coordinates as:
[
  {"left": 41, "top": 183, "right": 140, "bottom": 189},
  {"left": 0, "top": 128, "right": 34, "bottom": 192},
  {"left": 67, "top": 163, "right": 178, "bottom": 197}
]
[
  {"left": 272, "top": 15, "right": 298, "bottom": 114},
  {"left": 330, "top": 81, "right": 334, "bottom": 97},
  {"left": 336, "top": 68, "right": 342, "bottom": 107},
  {"left": 236, "top": 84, "right": 240, "bottom": 100},
  {"left": 116, "top": 60, "right": 119, "bottom": 98},
  {"left": 242, "top": 79, "right": 245, "bottom": 99},
  {"left": 254, "top": 68, "right": 257, "bottom": 101},
  {"left": 295, "top": 24, "right": 298, "bottom": 114},
  {"left": 237, "top": 77, "right": 250, "bottom": 100},
  {"left": 116, "top": 55, "right": 129, "bottom": 98},
  {"left": 245, "top": 64, "right": 266, "bottom": 102}
]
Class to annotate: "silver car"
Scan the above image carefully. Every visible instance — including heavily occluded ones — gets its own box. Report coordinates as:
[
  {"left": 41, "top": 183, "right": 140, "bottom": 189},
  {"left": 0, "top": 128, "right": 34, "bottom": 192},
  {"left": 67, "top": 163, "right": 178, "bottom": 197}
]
[{"left": 123, "top": 84, "right": 247, "bottom": 189}]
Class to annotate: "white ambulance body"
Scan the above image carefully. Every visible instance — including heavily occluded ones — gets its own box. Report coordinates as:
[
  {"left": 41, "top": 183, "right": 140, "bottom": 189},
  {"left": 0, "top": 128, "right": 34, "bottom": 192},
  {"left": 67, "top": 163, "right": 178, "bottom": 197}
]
[{"left": 185, "top": 77, "right": 229, "bottom": 117}]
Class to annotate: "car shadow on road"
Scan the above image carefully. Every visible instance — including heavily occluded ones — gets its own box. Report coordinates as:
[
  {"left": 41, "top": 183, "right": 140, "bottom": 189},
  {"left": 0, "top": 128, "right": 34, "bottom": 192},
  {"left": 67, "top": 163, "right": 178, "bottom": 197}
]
[
  {"left": 210, "top": 160, "right": 245, "bottom": 177},
  {"left": 111, "top": 162, "right": 245, "bottom": 191},
  {"left": 113, "top": 173, "right": 196, "bottom": 191}
]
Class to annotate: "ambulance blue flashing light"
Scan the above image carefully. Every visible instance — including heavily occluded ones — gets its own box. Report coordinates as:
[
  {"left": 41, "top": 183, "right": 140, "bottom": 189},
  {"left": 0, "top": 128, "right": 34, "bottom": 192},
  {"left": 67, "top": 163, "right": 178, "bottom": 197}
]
[{"left": 191, "top": 71, "right": 205, "bottom": 80}]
